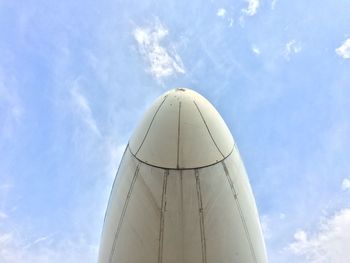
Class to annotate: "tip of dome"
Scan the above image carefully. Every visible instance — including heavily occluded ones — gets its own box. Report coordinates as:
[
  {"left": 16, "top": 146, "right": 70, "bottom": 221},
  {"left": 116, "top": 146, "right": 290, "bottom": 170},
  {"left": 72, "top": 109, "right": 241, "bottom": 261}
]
[
  {"left": 175, "top": 87, "right": 186, "bottom": 92},
  {"left": 129, "top": 88, "right": 234, "bottom": 169},
  {"left": 164, "top": 87, "right": 199, "bottom": 97}
]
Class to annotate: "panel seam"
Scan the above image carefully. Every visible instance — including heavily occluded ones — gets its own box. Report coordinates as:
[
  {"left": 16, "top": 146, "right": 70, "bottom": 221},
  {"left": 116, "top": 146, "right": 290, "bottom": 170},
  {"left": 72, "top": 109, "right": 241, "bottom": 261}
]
[
  {"left": 158, "top": 170, "right": 169, "bottom": 263},
  {"left": 222, "top": 161, "right": 257, "bottom": 263},
  {"left": 135, "top": 95, "right": 168, "bottom": 156},
  {"left": 180, "top": 170, "right": 185, "bottom": 263},
  {"left": 108, "top": 163, "right": 141, "bottom": 263},
  {"left": 177, "top": 101, "right": 182, "bottom": 169},
  {"left": 193, "top": 100, "right": 225, "bottom": 159},
  {"left": 195, "top": 169, "right": 207, "bottom": 263}
]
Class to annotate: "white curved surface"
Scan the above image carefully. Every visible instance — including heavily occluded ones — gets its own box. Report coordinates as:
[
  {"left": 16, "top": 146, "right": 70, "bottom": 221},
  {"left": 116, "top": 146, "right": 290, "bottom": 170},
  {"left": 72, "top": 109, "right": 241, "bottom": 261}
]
[
  {"left": 129, "top": 88, "right": 234, "bottom": 169},
  {"left": 99, "top": 88, "right": 268, "bottom": 263},
  {"left": 99, "top": 148, "right": 268, "bottom": 263}
]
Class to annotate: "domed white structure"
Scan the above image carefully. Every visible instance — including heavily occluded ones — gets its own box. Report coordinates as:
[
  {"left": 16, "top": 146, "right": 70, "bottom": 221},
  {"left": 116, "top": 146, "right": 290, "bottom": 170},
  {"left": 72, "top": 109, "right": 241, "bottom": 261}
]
[{"left": 98, "top": 88, "right": 268, "bottom": 263}]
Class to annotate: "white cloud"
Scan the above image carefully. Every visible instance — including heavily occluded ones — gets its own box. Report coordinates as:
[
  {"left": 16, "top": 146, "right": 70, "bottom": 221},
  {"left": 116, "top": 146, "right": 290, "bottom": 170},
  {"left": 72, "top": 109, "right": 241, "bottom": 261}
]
[
  {"left": 252, "top": 45, "right": 261, "bottom": 55},
  {"left": 284, "top": 40, "right": 302, "bottom": 60},
  {"left": 0, "top": 231, "right": 97, "bottom": 263},
  {"left": 133, "top": 20, "right": 185, "bottom": 81},
  {"left": 260, "top": 215, "right": 272, "bottom": 240},
  {"left": 217, "top": 8, "right": 234, "bottom": 27},
  {"left": 289, "top": 209, "right": 350, "bottom": 263},
  {"left": 217, "top": 8, "right": 226, "bottom": 18},
  {"left": 335, "top": 38, "right": 350, "bottom": 59},
  {"left": 242, "top": 0, "right": 260, "bottom": 16},
  {"left": 228, "top": 18, "right": 234, "bottom": 27},
  {"left": 260, "top": 212, "right": 287, "bottom": 242},
  {"left": 70, "top": 85, "right": 101, "bottom": 136},
  {"left": 342, "top": 178, "right": 350, "bottom": 191},
  {"left": 23, "top": 235, "right": 54, "bottom": 250},
  {"left": 271, "top": 0, "right": 278, "bottom": 10}
]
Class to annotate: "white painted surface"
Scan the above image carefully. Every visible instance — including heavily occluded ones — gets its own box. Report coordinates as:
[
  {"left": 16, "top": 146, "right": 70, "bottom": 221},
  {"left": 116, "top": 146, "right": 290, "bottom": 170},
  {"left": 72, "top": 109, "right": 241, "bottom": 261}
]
[
  {"left": 129, "top": 88, "right": 234, "bottom": 169},
  {"left": 99, "top": 89, "right": 267, "bottom": 263}
]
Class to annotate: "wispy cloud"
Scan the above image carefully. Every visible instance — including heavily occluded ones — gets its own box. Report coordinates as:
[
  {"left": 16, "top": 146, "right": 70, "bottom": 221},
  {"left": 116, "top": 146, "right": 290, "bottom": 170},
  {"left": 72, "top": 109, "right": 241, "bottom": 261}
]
[
  {"left": 284, "top": 40, "right": 302, "bottom": 60},
  {"left": 260, "top": 212, "right": 287, "bottom": 242},
  {"left": 242, "top": 0, "right": 260, "bottom": 16},
  {"left": 252, "top": 45, "right": 261, "bottom": 55},
  {"left": 216, "top": 8, "right": 234, "bottom": 27},
  {"left": 0, "top": 231, "right": 97, "bottom": 263},
  {"left": 23, "top": 234, "right": 55, "bottom": 250},
  {"left": 217, "top": 8, "right": 226, "bottom": 18},
  {"left": 239, "top": 0, "right": 260, "bottom": 26},
  {"left": 288, "top": 209, "right": 350, "bottom": 263},
  {"left": 271, "top": 0, "right": 278, "bottom": 10},
  {"left": 133, "top": 19, "right": 185, "bottom": 81},
  {"left": 335, "top": 38, "right": 350, "bottom": 59},
  {"left": 342, "top": 178, "right": 350, "bottom": 191},
  {"left": 103, "top": 139, "right": 126, "bottom": 179},
  {"left": 70, "top": 84, "right": 101, "bottom": 137},
  {"left": 260, "top": 215, "right": 272, "bottom": 240}
]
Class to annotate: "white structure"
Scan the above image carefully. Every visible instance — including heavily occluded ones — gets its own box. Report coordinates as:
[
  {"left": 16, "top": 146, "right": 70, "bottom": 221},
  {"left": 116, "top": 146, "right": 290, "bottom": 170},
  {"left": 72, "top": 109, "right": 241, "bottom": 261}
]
[{"left": 99, "top": 88, "right": 268, "bottom": 263}]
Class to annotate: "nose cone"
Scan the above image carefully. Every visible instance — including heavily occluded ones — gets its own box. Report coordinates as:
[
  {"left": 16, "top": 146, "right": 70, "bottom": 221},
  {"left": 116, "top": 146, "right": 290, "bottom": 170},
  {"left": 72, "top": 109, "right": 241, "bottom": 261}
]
[
  {"left": 100, "top": 88, "right": 268, "bottom": 263},
  {"left": 129, "top": 88, "right": 234, "bottom": 169}
]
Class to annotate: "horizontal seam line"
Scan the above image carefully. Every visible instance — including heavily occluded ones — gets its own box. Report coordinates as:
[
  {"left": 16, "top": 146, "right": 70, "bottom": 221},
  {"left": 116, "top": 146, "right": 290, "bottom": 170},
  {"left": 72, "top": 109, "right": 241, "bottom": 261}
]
[{"left": 127, "top": 145, "right": 235, "bottom": 170}]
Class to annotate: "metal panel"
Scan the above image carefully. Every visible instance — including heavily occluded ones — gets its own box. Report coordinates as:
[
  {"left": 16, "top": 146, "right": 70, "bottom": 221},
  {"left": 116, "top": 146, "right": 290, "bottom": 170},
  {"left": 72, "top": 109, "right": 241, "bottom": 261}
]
[
  {"left": 98, "top": 149, "right": 139, "bottom": 263},
  {"left": 223, "top": 150, "right": 268, "bottom": 263},
  {"left": 99, "top": 152, "right": 267, "bottom": 263},
  {"left": 194, "top": 94, "right": 234, "bottom": 158},
  {"left": 162, "top": 170, "right": 203, "bottom": 263},
  {"left": 128, "top": 88, "right": 234, "bottom": 169},
  {"left": 135, "top": 94, "right": 180, "bottom": 168},
  {"left": 110, "top": 163, "right": 165, "bottom": 263},
  {"left": 129, "top": 95, "right": 168, "bottom": 156},
  {"left": 198, "top": 162, "right": 254, "bottom": 263},
  {"left": 99, "top": 88, "right": 267, "bottom": 263},
  {"left": 178, "top": 95, "right": 223, "bottom": 168}
]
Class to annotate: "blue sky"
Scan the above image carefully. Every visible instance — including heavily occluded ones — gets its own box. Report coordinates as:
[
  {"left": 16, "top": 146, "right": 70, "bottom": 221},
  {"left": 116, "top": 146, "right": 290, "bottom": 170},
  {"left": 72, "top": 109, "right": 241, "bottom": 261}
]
[{"left": 1, "top": 0, "right": 350, "bottom": 262}]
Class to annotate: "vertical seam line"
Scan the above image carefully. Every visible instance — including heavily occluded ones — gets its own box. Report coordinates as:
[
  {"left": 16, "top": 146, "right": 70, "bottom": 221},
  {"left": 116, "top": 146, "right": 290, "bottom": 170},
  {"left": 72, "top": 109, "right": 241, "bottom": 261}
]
[
  {"left": 195, "top": 169, "right": 207, "bottom": 263},
  {"left": 135, "top": 95, "right": 168, "bottom": 156},
  {"left": 222, "top": 161, "right": 257, "bottom": 263},
  {"left": 193, "top": 100, "right": 225, "bottom": 158},
  {"left": 180, "top": 171, "right": 185, "bottom": 263},
  {"left": 158, "top": 170, "right": 169, "bottom": 263},
  {"left": 108, "top": 163, "right": 141, "bottom": 263},
  {"left": 177, "top": 101, "right": 182, "bottom": 169}
]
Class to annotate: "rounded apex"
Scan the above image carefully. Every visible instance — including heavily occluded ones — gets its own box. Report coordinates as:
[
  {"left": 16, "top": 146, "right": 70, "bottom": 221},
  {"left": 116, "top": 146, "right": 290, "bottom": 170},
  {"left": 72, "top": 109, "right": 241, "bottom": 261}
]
[{"left": 129, "top": 88, "right": 234, "bottom": 169}]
